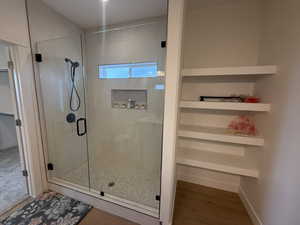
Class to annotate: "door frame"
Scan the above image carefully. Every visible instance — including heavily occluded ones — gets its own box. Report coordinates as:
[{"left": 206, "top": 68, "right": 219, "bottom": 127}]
[
  {"left": 7, "top": 60, "right": 30, "bottom": 194},
  {"left": 8, "top": 44, "right": 48, "bottom": 197},
  {"left": 160, "top": 0, "right": 185, "bottom": 224},
  {"left": 0, "top": 44, "right": 31, "bottom": 215}
]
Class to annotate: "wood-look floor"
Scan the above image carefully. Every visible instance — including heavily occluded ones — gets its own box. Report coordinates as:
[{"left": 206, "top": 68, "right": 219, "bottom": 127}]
[
  {"left": 173, "top": 181, "right": 253, "bottom": 225},
  {"left": 79, "top": 208, "right": 138, "bottom": 225},
  {"left": 78, "top": 181, "right": 253, "bottom": 225}
]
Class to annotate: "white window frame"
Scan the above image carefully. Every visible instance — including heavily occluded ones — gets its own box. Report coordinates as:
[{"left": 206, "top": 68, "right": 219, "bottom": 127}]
[{"left": 98, "top": 62, "right": 158, "bottom": 79}]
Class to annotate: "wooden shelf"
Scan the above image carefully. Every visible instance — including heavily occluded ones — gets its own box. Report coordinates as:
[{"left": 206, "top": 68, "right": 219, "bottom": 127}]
[
  {"left": 178, "top": 125, "right": 264, "bottom": 146},
  {"left": 177, "top": 148, "right": 259, "bottom": 178},
  {"left": 182, "top": 65, "right": 277, "bottom": 77},
  {"left": 180, "top": 101, "right": 271, "bottom": 112}
]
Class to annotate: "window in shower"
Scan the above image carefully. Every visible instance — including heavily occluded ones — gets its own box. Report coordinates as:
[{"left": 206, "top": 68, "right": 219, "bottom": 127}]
[{"left": 99, "top": 62, "right": 158, "bottom": 79}]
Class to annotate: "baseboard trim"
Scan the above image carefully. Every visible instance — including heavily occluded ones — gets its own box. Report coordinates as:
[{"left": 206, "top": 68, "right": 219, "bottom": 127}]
[
  {"left": 178, "top": 173, "right": 239, "bottom": 193},
  {"left": 239, "top": 187, "right": 263, "bottom": 225}
]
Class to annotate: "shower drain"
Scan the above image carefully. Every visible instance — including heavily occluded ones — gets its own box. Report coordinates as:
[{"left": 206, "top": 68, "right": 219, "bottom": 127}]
[{"left": 108, "top": 182, "right": 115, "bottom": 187}]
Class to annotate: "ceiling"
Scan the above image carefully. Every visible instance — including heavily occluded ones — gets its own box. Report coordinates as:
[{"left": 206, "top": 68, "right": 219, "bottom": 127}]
[{"left": 42, "top": 0, "right": 168, "bottom": 29}]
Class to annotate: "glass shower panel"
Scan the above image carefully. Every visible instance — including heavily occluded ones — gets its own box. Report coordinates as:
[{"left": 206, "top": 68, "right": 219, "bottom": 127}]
[
  {"left": 36, "top": 36, "right": 89, "bottom": 188},
  {"left": 86, "top": 19, "right": 167, "bottom": 210}
]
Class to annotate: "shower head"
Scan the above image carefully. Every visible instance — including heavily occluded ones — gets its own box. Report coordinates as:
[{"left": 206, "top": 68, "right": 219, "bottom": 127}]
[
  {"left": 65, "top": 57, "right": 72, "bottom": 63},
  {"left": 65, "top": 58, "right": 80, "bottom": 68}
]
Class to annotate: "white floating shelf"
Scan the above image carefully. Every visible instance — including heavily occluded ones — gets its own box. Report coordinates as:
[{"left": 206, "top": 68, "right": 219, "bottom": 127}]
[
  {"left": 0, "top": 67, "right": 8, "bottom": 72},
  {"left": 178, "top": 125, "right": 264, "bottom": 146},
  {"left": 177, "top": 148, "right": 259, "bottom": 178},
  {"left": 180, "top": 101, "right": 271, "bottom": 112},
  {"left": 182, "top": 65, "right": 277, "bottom": 77}
]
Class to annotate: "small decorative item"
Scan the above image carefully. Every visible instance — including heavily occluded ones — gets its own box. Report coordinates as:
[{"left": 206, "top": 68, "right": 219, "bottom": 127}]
[
  {"left": 199, "top": 96, "right": 243, "bottom": 102},
  {"left": 199, "top": 95, "right": 262, "bottom": 103},
  {"left": 243, "top": 97, "right": 261, "bottom": 103},
  {"left": 228, "top": 115, "right": 257, "bottom": 136}
]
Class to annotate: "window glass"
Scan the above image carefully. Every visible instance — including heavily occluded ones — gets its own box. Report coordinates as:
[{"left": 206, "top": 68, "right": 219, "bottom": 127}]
[{"left": 99, "top": 62, "right": 157, "bottom": 79}]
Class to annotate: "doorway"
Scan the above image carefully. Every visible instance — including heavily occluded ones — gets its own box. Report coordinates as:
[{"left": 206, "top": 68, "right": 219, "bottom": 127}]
[{"left": 0, "top": 43, "right": 29, "bottom": 214}]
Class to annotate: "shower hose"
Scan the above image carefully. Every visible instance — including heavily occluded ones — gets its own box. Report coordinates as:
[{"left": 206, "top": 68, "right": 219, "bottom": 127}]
[{"left": 69, "top": 62, "right": 81, "bottom": 112}]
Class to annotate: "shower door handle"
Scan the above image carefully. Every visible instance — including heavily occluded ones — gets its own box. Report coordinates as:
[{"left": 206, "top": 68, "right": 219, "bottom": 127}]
[{"left": 77, "top": 118, "right": 87, "bottom": 136}]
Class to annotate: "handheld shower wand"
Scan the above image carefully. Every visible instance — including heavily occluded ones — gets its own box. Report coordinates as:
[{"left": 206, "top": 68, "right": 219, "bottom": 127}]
[{"left": 65, "top": 58, "right": 81, "bottom": 112}]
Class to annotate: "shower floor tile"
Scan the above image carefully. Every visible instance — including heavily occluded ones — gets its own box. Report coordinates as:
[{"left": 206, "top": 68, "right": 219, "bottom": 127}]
[{"left": 63, "top": 157, "right": 160, "bottom": 210}]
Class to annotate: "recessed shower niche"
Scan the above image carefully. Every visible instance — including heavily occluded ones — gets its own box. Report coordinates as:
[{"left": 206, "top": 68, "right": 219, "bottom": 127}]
[{"left": 111, "top": 89, "right": 147, "bottom": 110}]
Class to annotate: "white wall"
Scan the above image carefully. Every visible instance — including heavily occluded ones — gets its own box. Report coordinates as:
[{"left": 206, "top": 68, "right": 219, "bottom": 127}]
[
  {"left": 0, "top": 72, "right": 13, "bottom": 115},
  {"left": 26, "top": 0, "right": 81, "bottom": 44},
  {"left": 0, "top": 44, "right": 13, "bottom": 115},
  {"left": 0, "top": 114, "right": 18, "bottom": 150},
  {"left": 0, "top": 44, "right": 9, "bottom": 70},
  {"left": 0, "top": 69, "right": 18, "bottom": 151},
  {"left": 0, "top": 0, "right": 30, "bottom": 47},
  {"left": 178, "top": 0, "right": 262, "bottom": 192},
  {"left": 183, "top": 0, "right": 262, "bottom": 68},
  {"left": 240, "top": 1, "right": 300, "bottom": 224}
]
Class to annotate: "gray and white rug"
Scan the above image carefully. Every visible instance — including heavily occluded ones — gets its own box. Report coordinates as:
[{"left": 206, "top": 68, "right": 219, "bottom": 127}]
[
  {"left": 0, "top": 192, "right": 92, "bottom": 225},
  {"left": 0, "top": 147, "right": 28, "bottom": 213}
]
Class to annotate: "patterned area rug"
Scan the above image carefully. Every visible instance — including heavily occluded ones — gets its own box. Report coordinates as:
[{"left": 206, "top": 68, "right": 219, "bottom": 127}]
[{"left": 0, "top": 192, "right": 92, "bottom": 225}]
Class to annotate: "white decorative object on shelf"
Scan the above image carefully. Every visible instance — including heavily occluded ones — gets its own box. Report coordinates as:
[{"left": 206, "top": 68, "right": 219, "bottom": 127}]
[
  {"left": 182, "top": 65, "right": 277, "bottom": 77},
  {"left": 180, "top": 101, "right": 271, "bottom": 112},
  {"left": 177, "top": 148, "right": 259, "bottom": 178},
  {"left": 178, "top": 125, "right": 264, "bottom": 146}
]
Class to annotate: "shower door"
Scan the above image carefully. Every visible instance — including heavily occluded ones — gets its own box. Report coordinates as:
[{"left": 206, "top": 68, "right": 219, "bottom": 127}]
[{"left": 36, "top": 35, "right": 89, "bottom": 188}]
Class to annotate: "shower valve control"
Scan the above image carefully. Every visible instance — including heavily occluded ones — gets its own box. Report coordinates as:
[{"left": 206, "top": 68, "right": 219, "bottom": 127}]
[
  {"left": 127, "top": 99, "right": 136, "bottom": 109},
  {"left": 66, "top": 113, "right": 76, "bottom": 123}
]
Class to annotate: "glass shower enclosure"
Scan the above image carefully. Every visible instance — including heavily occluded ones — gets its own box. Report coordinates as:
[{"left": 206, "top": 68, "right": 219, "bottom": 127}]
[
  {"left": 26, "top": 0, "right": 167, "bottom": 216},
  {"left": 36, "top": 35, "right": 89, "bottom": 189}
]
